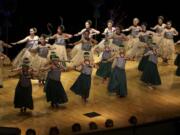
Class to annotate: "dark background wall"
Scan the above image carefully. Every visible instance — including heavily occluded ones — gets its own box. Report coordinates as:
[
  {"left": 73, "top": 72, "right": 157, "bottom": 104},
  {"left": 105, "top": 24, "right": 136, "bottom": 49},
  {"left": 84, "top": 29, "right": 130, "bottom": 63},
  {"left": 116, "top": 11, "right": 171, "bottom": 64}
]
[{"left": 0, "top": 0, "right": 179, "bottom": 58}]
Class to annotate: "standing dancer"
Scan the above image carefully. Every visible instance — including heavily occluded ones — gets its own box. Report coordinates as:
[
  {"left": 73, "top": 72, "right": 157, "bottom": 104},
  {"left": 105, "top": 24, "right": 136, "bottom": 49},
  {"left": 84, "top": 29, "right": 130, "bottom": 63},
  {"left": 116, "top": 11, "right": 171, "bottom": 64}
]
[
  {"left": 108, "top": 49, "right": 128, "bottom": 97},
  {"left": 71, "top": 30, "right": 97, "bottom": 66},
  {"left": 0, "top": 40, "right": 12, "bottom": 66},
  {"left": 48, "top": 25, "right": 72, "bottom": 61},
  {"left": 151, "top": 16, "right": 166, "bottom": 46},
  {"left": 71, "top": 20, "right": 100, "bottom": 58},
  {"left": 136, "top": 23, "right": 155, "bottom": 61},
  {"left": 12, "top": 58, "right": 35, "bottom": 113},
  {"left": 111, "top": 26, "right": 128, "bottom": 51},
  {"left": 0, "top": 41, "right": 12, "bottom": 88},
  {"left": 123, "top": 18, "right": 142, "bottom": 60},
  {"left": 41, "top": 55, "right": 68, "bottom": 108},
  {"left": 12, "top": 28, "right": 39, "bottom": 67},
  {"left": 70, "top": 52, "right": 93, "bottom": 102},
  {"left": 94, "top": 20, "right": 116, "bottom": 50},
  {"left": 30, "top": 34, "right": 54, "bottom": 85},
  {"left": 96, "top": 45, "right": 114, "bottom": 83},
  {"left": 141, "top": 46, "right": 161, "bottom": 89},
  {"left": 159, "top": 21, "right": 178, "bottom": 63}
]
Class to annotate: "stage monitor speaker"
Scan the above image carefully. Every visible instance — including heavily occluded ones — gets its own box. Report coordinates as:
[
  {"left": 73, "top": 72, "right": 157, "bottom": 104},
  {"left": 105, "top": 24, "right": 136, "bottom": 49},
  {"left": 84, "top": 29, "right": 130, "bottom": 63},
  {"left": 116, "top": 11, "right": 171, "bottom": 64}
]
[{"left": 0, "top": 127, "right": 21, "bottom": 135}]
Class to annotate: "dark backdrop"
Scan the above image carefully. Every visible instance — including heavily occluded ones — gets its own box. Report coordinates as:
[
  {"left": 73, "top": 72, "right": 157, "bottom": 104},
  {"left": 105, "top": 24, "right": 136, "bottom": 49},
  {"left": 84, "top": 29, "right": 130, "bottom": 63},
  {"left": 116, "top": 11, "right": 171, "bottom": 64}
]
[{"left": 0, "top": 0, "right": 179, "bottom": 58}]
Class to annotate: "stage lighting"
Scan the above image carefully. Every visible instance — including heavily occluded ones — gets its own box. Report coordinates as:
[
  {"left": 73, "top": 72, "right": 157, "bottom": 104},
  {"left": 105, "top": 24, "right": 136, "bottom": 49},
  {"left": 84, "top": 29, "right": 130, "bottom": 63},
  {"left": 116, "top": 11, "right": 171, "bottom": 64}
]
[
  {"left": 128, "top": 116, "right": 138, "bottom": 126},
  {"left": 26, "top": 128, "right": 36, "bottom": 135},
  {"left": 72, "top": 123, "right": 81, "bottom": 132},
  {"left": 49, "top": 126, "right": 60, "bottom": 135},
  {"left": 105, "top": 119, "right": 114, "bottom": 128},
  {"left": 89, "top": 122, "right": 98, "bottom": 130}
]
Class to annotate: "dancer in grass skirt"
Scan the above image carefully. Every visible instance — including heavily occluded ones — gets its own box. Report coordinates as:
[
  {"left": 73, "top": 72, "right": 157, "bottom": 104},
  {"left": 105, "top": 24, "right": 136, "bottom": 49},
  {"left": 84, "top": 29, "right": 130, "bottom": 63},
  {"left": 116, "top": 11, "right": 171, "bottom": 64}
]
[
  {"left": 138, "top": 37, "right": 156, "bottom": 72},
  {"left": 70, "top": 52, "right": 93, "bottom": 102},
  {"left": 0, "top": 41, "right": 12, "bottom": 88},
  {"left": 94, "top": 20, "right": 116, "bottom": 50},
  {"left": 30, "top": 34, "right": 55, "bottom": 85},
  {"left": 11, "top": 58, "right": 36, "bottom": 113},
  {"left": 111, "top": 26, "right": 128, "bottom": 51},
  {"left": 141, "top": 46, "right": 161, "bottom": 89},
  {"left": 122, "top": 18, "right": 142, "bottom": 60},
  {"left": 0, "top": 40, "right": 12, "bottom": 66},
  {"left": 108, "top": 49, "right": 128, "bottom": 97},
  {"left": 41, "top": 55, "right": 68, "bottom": 108},
  {"left": 11, "top": 28, "right": 39, "bottom": 68},
  {"left": 71, "top": 20, "right": 100, "bottom": 58},
  {"left": 151, "top": 16, "right": 166, "bottom": 46},
  {"left": 135, "top": 23, "right": 155, "bottom": 60},
  {"left": 43, "top": 52, "right": 57, "bottom": 92},
  {"left": 159, "top": 21, "right": 178, "bottom": 63},
  {"left": 96, "top": 45, "right": 115, "bottom": 82},
  {"left": 48, "top": 25, "right": 72, "bottom": 61},
  {"left": 70, "top": 30, "right": 97, "bottom": 66}
]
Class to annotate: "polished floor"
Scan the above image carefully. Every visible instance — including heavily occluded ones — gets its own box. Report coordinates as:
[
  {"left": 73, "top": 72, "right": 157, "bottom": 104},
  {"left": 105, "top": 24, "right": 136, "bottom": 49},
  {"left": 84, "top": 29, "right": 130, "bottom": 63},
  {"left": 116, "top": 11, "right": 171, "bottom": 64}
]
[{"left": 0, "top": 58, "right": 180, "bottom": 135}]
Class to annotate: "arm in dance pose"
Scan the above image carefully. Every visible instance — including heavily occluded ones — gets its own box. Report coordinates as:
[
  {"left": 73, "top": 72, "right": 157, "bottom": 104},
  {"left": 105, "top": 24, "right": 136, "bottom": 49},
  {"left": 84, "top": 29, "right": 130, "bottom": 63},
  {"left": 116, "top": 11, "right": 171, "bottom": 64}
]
[
  {"left": 74, "top": 20, "right": 100, "bottom": 37},
  {"left": 12, "top": 28, "right": 39, "bottom": 45},
  {"left": 122, "top": 18, "right": 142, "bottom": 33}
]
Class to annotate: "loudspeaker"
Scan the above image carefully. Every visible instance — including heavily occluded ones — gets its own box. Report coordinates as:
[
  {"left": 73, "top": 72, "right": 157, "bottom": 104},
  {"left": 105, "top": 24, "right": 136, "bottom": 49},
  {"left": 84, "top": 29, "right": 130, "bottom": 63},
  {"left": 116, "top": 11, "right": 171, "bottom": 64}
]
[{"left": 0, "top": 127, "right": 21, "bottom": 135}]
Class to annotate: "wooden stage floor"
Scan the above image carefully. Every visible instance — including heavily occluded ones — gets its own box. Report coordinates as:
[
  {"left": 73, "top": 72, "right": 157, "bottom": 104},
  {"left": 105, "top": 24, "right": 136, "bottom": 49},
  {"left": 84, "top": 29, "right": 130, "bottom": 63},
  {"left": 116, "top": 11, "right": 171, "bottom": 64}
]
[{"left": 1, "top": 60, "right": 180, "bottom": 135}]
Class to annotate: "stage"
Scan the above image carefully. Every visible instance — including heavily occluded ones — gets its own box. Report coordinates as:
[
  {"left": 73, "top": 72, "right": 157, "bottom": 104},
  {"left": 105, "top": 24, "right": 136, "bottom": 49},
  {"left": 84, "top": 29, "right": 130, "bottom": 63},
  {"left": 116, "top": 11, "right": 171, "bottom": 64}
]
[{"left": 1, "top": 60, "right": 180, "bottom": 135}]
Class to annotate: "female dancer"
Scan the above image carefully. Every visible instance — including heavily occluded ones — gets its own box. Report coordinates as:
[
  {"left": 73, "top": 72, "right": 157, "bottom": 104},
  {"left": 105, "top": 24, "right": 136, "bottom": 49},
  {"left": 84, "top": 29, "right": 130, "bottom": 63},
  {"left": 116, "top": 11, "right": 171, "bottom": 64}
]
[
  {"left": 151, "top": 16, "right": 166, "bottom": 46},
  {"left": 0, "top": 40, "right": 12, "bottom": 65},
  {"left": 94, "top": 20, "right": 116, "bottom": 50},
  {"left": 136, "top": 23, "right": 155, "bottom": 60},
  {"left": 70, "top": 52, "right": 93, "bottom": 102},
  {"left": 71, "top": 20, "right": 100, "bottom": 58},
  {"left": 41, "top": 55, "right": 68, "bottom": 108},
  {"left": 122, "top": 18, "right": 142, "bottom": 60},
  {"left": 71, "top": 30, "right": 97, "bottom": 66},
  {"left": 141, "top": 46, "right": 161, "bottom": 89},
  {"left": 12, "top": 28, "right": 39, "bottom": 67},
  {"left": 159, "top": 21, "right": 178, "bottom": 63},
  {"left": 96, "top": 45, "right": 114, "bottom": 83},
  {"left": 11, "top": 58, "right": 36, "bottom": 113},
  {"left": 30, "top": 34, "right": 54, "bottom": 85},
  {"left": 108, "top": 49, "right": 128, "bottom": 97},
  {"left": 0, "top": 41, "right": 12, "bottom": 88},
  {"left": 48, "top": 25, "right": 72, "bottom": 61}
]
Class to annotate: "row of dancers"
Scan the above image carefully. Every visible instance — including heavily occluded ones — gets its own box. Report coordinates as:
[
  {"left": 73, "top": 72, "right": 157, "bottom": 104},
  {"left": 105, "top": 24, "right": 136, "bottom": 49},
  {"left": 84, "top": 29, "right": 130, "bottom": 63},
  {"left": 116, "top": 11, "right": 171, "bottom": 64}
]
[
  {"left": 3, "top": 43, "right": 180, "bottom": 113},
  {"left": 8, "top": 16, "right": 179, "bottom": 68},
  {"left": 0, "top": 16, "right": 180, "bottom": 113}
]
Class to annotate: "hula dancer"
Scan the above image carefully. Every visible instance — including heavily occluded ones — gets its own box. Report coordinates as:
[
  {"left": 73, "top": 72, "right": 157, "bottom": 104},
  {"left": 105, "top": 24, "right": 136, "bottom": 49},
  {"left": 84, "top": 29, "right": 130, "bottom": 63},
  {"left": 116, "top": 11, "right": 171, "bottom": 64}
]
[
  {"left": 122, "top": 18, "right": 142, "bottom": 60},
  {"left": 11, "top": 58, "right": 35, "bottom": 113},
  {"left": 108, "top": 49, "right": 128, "bottom": 97},
  {"left": 70, "top": 52, "right": 93, "bottom": 102},
  {"left": 96, "top": 45, "right": 114, "bottom": 83},
  {"left": 111, "top": 26, "right": 128, "bottom": 51},
  {"left": 30, "top": 34, "right": 54, "bottom": 85},
  {"left": 159, "top": 21, "right": 178, "bottom": 63},
  {"left": 71, "top": 20, "right": 100, "bottom": 58},
  {"left": 151, "top": 16, "right": 166, "bottom": 46},
  {"left": 71, "top": 30, "right": 97, "bottom": 66},
  {"left": 41, "top": 55, "right": 68, "bottom": 108},
  {"left": 0, "top": 41, "right": 12, "bottom": 88},
  {"left": 94, "top": 19, "right": 116, "bottom": 50},
  {"left": 48, "top": 25, "right": 72, "bottom": 61},
  {"left": 0, "top": 40, "right": 12, "bottom": 66},
  {"left": 11, "top": 28, "right": 39, "bottom": 68},
  {"left": 141, "top": 46, "right": 161, "bottom": 89},
  {"left": 43, "top": 51, "right": 57, "bottom": 92}
]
